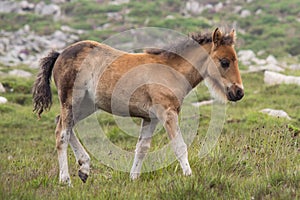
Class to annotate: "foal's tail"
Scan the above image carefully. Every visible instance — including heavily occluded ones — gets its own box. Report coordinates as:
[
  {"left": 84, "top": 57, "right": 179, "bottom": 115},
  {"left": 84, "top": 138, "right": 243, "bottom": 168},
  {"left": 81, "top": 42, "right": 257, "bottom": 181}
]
[{"left": 32, "top": 50, "right": 60, "bottom": 118}]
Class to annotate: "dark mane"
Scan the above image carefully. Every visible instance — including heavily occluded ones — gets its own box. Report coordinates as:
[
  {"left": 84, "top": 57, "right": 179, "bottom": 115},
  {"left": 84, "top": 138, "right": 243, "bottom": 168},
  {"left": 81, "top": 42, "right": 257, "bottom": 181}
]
[{"left": 145, "top": 30, "right": 235, "bottom": 58}]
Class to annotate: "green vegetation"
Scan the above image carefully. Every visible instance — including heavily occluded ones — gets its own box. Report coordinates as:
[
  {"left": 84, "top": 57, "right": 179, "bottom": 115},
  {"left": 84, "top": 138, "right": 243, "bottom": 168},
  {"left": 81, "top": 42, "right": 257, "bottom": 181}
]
[
  {"left": 0, "top": 0, "right": 299, "bottom": 199},
  {"left": 0, "top": 71, "right": 299, "bottom": 199},
  {"left": 3, "top": 0, "right": 299, "bottom": 59}
]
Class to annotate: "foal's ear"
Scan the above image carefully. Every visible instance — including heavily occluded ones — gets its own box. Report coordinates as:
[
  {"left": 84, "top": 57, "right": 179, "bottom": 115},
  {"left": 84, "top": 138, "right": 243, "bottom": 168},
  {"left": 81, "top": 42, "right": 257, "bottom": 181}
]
[
  {"left": 230, "top": 29, "right": 236, "bottom": 42},
  {"left": 212, "top": 28, "right": 222, "bottom": 47}
]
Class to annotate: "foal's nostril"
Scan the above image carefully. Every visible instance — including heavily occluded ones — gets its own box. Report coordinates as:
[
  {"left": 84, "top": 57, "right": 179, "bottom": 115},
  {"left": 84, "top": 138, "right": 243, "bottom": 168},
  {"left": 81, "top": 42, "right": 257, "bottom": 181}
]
[{"left": 236, "top": 88, "right": 244, "bottom": 100}]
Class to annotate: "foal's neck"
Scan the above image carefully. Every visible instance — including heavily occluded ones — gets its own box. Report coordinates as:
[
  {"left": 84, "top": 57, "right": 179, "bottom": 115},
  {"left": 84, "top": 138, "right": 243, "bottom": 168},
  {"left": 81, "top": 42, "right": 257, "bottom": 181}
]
[{"left": 168, "top": 43, "right": 212, "bottom": 89}]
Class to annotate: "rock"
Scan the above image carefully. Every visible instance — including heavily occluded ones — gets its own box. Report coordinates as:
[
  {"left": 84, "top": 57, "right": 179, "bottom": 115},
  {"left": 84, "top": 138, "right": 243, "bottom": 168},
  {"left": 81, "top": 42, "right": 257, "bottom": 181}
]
[
  {"left": 185, "top": 0, "right": 203, "bottom": 15},
  {"left": 107, "top": 12, "right": 123, "bottom": 21},
  {"left": 0, "top": 83, "right": 5, "bottom": 93},
  {"left": 240, "top": 10, "right": 251, "bottom": 18},
  {"left": 20, "top": 1, "right": 35, "bottom": 11},
  {"left": 166, "top": 15, "right": 175, "bottom": 20},
  {"left": 234, "top": 6, "right": 243, "bottom": 13},
  {"left": 249, "top": 63, "right": 284, "bottom": 72},
  {"left": 0, "top": 96, "right": 8, "bottom": 104},
  {"left": 0, "top": 1, "right": 18, "bottom": 13},
  {"left": 264, "top": 71, "right": 300, "bottom": 86},
  {"left": 257, "top": 50, "right": 266, "bottom": 56},
  {"left": 289, "top": 64, "right": 300, "bottom": 70},
  {"left": 8, "top": 69, "right": 32, "bottom": 78},
  {"left": 192, "top": 100, "right": 214, "bottom": 107},
  {"left": 109, "top": 0, "right": 129, "bottom": 5},
  {"left": 0, "top": 1, "right": 34, "bottom": 14},
  {"left": 260, "top": 108, "right": 291, "bottom": 120},
  {"left": 0, "top": 22, "right": 82, "bottom": 67},
  {"left": 238, "top": 50, "right": 256, "bottom": 65},
  {"left": 252, "top": 57, "right": 267, "bottom": 65},
  {"left": 35, "top": 2, "right": 61, "bottom": 19},
  {"left": 266, "top": 55, "right": 278, "bottom": 65},
  {"left": 255, "top": 9, "right": 262, "bottom": 15},
  {"left": 51, "top": 0, "right": 71, "bottom": 3},
  {"left": 215, "top": 2, "right": 223, "bottom": 12}
]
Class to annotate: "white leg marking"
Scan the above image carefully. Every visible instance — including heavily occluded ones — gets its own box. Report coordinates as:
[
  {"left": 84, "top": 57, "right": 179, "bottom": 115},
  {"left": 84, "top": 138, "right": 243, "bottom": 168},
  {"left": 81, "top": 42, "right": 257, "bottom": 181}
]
[
  {"left": 130, "top": 119, "right": 158, "bottom": 180},
  {"left": 162, "top": 109, "right": 192, "bottom": 176},
  {"left": 172, "top": 133, "right": 192, "bottom": 176},
  {"left": 57, "top": 129, "right": 71, "bottom": 186}
]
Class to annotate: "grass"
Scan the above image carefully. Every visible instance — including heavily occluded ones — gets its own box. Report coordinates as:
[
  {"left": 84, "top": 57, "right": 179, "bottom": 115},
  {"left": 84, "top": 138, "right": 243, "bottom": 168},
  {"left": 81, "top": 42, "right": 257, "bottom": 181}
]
[
  {"left": 0, "top": 0, "right": 300, "bottom": 199},
  {"left": 0, "top": 71, "right": 299, "bottom": 199}
]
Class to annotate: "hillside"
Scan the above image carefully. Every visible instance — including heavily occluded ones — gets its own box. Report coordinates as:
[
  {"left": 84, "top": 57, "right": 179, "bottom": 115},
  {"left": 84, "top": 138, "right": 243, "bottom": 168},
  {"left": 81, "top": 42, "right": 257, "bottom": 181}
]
[
  {"left": 0, "top": 0, "right": 300, "bottom": 67},
  {"left": 0, "top": 1, "right": 299, "bottom": 200}
]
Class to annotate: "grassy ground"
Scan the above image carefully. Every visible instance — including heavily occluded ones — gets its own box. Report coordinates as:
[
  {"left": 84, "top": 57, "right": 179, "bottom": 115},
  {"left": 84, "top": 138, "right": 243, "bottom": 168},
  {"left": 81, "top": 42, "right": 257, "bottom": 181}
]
[{"left": 0, "top": 71, "right": 299, "bottom": 199}]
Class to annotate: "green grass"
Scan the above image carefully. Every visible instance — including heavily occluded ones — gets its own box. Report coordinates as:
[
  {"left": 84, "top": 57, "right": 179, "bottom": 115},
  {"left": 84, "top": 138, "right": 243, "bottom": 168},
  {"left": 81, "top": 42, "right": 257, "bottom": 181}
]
[
  {"left": 0, "top": 72, "right": 299, "bottom": 199},
  {"left": 1, "top": 0, "right": 300, "bottom": 199}
]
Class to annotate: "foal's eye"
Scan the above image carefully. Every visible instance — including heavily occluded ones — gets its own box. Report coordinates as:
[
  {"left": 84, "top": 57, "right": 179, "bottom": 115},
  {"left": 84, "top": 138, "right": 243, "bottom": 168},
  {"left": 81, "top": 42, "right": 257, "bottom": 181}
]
[{"left": 219, "top": 58, "right": 230, "bottom": 69}]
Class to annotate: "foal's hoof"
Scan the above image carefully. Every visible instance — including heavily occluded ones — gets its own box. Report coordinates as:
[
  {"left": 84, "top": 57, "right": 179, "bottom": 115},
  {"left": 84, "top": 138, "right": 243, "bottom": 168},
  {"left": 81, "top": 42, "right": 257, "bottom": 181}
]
[
  {"left": 78, "top": 170, "right": 88, "bottom": 183},
  {"left": 183, "top": 168, "right": 192, "bottom": 176},
  {"left": 130, "top": 172, "right": 140, "bottom": 180},
  {"left": 59, "top": 176, "right": 72, "bottom": 187}
]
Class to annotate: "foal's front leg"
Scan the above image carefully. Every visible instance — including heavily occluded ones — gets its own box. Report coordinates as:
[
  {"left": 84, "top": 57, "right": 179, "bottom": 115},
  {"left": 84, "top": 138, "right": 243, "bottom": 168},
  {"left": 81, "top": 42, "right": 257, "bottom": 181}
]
[
  {"left": 130, "top": 119, "right": 158, "bottom": 180},
  {"left": 161, "top": 108, "right": 192, "bottom": 176}
]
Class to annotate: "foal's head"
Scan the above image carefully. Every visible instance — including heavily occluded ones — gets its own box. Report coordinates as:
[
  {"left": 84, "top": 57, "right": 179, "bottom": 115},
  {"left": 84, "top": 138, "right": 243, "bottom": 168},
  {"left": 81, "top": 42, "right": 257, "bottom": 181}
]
[{"left": 205, "top": 28, "right": 244, "bottom": 102}]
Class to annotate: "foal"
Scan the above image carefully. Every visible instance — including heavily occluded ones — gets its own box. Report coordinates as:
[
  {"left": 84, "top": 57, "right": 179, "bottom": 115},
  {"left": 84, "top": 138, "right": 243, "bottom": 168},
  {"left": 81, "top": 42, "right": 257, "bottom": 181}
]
[{"left": 32, "top": 28, "right": 244, "bottom": 185}]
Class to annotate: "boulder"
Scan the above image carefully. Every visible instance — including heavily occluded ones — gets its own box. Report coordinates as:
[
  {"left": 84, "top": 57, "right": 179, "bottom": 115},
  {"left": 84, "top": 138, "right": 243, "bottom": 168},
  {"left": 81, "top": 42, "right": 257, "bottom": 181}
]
[
  {"left": 264, "top": 71, "right": 300, "bottom": 86},
  {"left": 266, "top": 55, "right": 278, "bottom": 65},
  {"left": 238, "top": 50, "right": 256, "bottom": 65},
  {"left": 35, "top": 2, "right": 61, "bottom": 19},
  {"left": 185, "top": 0, "right": 204, "bottom": 15},
  {"left": 0, "top": 96, "right": 8, "bottom": 104},
  {"left": 288, "top": 64, "right": 300, "bottom": 70},
  {"left": 8, "top": 69, "right": 32, "bottom": 78},
  {"left": 240, "top": 10, "right": 251, "bottom": 18},
  {"left": 20, "top": 1, "right": 35, "bottom": 11},
  {"left": 215, "top": 2, "right": 223, "bottom": 12},
  {"left": 249, "top": 63, "right": 284, "bottom": 72},
  {"left": 109, "top": 0, "right": 129, "bottom": 5},
  {"left": 0, "top": 1, "right": 18, "bottom": 13},
  {"left": 260, "top": 108, "right": 291, "bottom": 120}
]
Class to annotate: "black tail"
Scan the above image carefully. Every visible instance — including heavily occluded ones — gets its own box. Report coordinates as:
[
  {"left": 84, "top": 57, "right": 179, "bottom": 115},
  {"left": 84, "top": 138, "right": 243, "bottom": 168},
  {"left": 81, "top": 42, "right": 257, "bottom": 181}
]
[{"left": 32, "top": 50, "right": 60, "bottom": 118}]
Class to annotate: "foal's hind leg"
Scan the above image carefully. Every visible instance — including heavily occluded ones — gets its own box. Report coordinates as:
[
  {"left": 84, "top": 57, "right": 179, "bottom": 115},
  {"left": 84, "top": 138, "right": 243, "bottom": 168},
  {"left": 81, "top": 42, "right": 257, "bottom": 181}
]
[
  {"left": 55, "top": 108, "right": 73, "bottom": 185},
  {"left": 130, "top": 118, "right": 158, "bottom": 180},
  {"left": 69, "top": 130, "right": 90, "bottom": 183}
]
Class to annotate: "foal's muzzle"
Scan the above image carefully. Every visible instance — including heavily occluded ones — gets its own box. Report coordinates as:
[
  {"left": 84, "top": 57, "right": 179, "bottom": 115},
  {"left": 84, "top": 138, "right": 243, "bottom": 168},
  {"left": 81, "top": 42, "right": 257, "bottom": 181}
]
[{"left": 226, "top": 84, "right": 244, "bottom": 102}]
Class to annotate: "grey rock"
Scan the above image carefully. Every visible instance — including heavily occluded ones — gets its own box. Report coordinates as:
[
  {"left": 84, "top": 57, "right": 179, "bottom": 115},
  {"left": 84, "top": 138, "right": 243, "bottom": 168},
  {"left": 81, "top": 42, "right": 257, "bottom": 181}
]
[
  {"left": 20, "top": 1, "right": 35, "bottom": 11},
  {"left": 109, "top": 0, "right": 129, "bottom": 5},
  {"left": 289, "top": 64, "right": 300, "bottom": 70},
  {"left": 264, "top": 71, "right": 300, "bottom": 86},
  {"left": 260, "top": 108, "right": 291, "bottom": 120},
  {"left": 8, "top": 69, "right": 32, "bottom": 78},
  {"left": 240, "top": 10, "right": 251, "bottom": 18},
  {"left": 266, "top": 55, "right": 278, "bottom": 65},
  {"left": 0, "top": 1, "right": 18, "bottom": 13},
  {"left": 0, "top": 96, "right": 8, "bottom": 104},
  {"left": 249, "top": 63, "right": 284, "bottom": 73},
  {"left": 35, "top": 2, "right": 61, "bottom": 19},
  {"left": 215, "top": 2, "right": 223, "bottom": 12},
  {"left": 238, "top": 50, "right": 256, "bottom": 65}
]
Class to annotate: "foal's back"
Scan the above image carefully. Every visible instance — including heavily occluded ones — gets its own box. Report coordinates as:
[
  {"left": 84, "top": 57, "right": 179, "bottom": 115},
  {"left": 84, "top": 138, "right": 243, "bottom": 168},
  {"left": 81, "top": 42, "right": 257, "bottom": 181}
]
[{"left": 52, "top": 40, "right": 186, "bottom": 120}]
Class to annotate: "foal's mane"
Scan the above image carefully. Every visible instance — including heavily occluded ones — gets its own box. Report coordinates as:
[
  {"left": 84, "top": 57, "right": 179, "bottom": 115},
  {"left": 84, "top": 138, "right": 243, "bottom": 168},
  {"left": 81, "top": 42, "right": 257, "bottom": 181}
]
[{"left": 145, "top": 30, "right": 235, "bottom": 58}]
